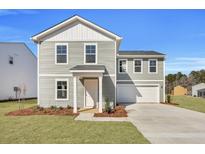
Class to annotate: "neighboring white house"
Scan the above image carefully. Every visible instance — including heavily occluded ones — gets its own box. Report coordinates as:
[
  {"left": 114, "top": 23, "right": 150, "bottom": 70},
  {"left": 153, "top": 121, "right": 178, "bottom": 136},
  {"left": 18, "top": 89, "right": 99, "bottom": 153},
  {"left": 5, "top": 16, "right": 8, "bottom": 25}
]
[
  {"left": 0, "top": 42, "right": 37, "bottom": 100},
  {"left": 192, "top": 83, "right": 205, "bottom": 98}
]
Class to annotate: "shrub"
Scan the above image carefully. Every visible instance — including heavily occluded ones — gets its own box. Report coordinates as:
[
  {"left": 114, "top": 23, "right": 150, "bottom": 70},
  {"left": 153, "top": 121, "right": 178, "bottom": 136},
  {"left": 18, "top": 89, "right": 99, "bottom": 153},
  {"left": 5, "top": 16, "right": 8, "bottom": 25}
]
[
  {"left": 167, "top": 95, "right": 171, "bottom": 103},
  {"left": 67, "top": 105, "right": 72, "bottom": 109},
  {"left": 105, "top": 97, "right": 112, "bottom": 113},
  {"left": 51, "top": 106, "right": 57, "bottom": 110},
  {"left": 59, "top": 106, "right": 64, "bottom": 110}
]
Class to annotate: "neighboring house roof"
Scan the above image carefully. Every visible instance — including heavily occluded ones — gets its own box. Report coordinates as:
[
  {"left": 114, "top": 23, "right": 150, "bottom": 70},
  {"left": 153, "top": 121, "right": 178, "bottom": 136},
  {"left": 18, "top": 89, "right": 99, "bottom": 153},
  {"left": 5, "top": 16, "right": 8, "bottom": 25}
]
[
  {"left": 192, "top": 83, "right": 205, "bottom": 89},
  {"left": 70, "top": 65, "right": 105, "bottom": 73},
  {"left": 0, "top": 42, "right": 36, "bottom": 59},
  {"left": 31, "top": 15, "right": 122, "bottom": 42},
  {"left": 198, "top": 88, "right": 205, "bottom": 92}
]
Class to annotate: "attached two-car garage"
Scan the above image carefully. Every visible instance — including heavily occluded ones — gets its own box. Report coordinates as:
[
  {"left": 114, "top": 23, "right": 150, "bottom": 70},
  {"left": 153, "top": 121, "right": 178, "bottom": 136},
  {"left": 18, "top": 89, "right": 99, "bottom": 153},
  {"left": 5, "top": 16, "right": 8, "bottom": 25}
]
[{"left": 117, "top": 84, "right": 160, "bottom": 103}]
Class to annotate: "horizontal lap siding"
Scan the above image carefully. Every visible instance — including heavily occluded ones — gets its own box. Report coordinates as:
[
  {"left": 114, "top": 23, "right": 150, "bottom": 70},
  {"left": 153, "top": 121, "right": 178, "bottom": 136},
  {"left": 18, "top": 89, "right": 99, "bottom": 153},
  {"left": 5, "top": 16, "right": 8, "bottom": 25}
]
[
  {"left": 39, "top": 41, "right": 116, "bottom": 108},
  {"left": 117, "top": 58, "right": 164, "bottom": 80},
  {"left": 39, "top": 41, "right": 115, "bottom": 74},
  {"left": 102, "top": 76, "right": 116, "bottom": 106},
  {"left": 39, "top": 76, "right": 84, "bottom": 108}
]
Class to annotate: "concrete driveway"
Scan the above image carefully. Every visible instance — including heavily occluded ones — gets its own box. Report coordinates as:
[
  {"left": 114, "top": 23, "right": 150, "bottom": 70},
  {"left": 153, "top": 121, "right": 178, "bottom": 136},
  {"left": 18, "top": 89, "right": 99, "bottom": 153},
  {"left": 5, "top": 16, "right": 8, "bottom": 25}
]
[{"left": 126, "top": 104, "right": 205, "bottom": 144}]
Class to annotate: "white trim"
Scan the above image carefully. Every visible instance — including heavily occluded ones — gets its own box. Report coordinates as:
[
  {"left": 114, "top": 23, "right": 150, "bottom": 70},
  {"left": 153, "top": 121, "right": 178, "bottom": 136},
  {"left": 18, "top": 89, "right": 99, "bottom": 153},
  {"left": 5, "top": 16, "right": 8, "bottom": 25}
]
[
  {"left": 134, "top": 83, "right": 160, "bottom": 86},
  {"left": 117, "top": 54, "right": 165, "bottom": 58},
  {"left": 37, "top": 43, "right": 40, "bottom": 105},
  {"left": 55, "top": 43, "right": 68, "bottom": 65},
  {"left": 84, "top": 43, "right": 98, "bottom": 64},
  {"left": 70, "top": 70, "right": 104, "bottom": 73},
  {"left": 98, "top": 76, "right": 103, "bottom": 113},
  {"left": 148, "top": 59, "right": 158, "bottom": 74},
  {"left": 39, "top": 74, "right": 72, "bottom": 77},
  {"left": 114, "top": 41, "right": 117, "bottom": 106},
  {"left": 163, "top": 60, "right": 166, "bottom": 102},
  {"left": 118, "top": 59, "right": 128, "bottom": 74},
  {"left": 133, "top": 59, "right": 143, "bottom": 74},
  {"left": 103, "top": 74, "right": 115, "bottom": 77},
  {"left": 31, "top": 15, "right": 122, "bottom": 42},
  {"left": 117, "top": 80, "right": 164, "bottom": 82},
  {"left": 73, "top": 76, "right": 77, "bottom": 113},
  {"left": 55, "top": 78, "right": 69, "bottom": 101}
]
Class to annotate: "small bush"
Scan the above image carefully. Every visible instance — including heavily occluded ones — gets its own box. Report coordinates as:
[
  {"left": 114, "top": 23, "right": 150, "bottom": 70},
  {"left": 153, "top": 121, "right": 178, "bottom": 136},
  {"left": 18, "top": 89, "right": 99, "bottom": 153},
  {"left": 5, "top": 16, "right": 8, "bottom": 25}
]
[
  {"left": 50, "top": 106, "right": 57, "bottom": 110},
  {"left": 167, "top": 95, "right": 171, "bottom": 103},
  {"left": 105, "top": 97, "right": 112, "bottom": 113},
  {"left": 67, "top": 105, "right": 72, "bottom": 109},
  {"left": 59, "top": 106, "right": 64, "bottom": 110}
]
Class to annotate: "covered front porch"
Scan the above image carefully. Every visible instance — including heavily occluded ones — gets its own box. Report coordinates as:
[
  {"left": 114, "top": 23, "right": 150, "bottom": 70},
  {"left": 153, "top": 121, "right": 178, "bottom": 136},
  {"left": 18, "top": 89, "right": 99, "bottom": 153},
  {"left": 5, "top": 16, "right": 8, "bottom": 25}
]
[{"left": 70, "top": 65, "right": 105, "bottom": 113}]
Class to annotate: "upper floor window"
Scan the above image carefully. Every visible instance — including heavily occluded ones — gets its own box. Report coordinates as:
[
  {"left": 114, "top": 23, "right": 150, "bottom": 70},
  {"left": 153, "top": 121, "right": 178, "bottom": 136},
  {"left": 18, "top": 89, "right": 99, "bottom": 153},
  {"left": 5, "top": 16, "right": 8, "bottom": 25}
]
[
  {"left": 55, "top": 43, "right": 68, "bottom": 64},
  {"left": 84, "top": 43, "right": 97, "bottom": 64},
  {"left": 148, "top": 59, "right": 158, "bottom": 73},
  {"left": 9, "top": 56, "right": 14, "bottom": 65},
  {"left": 56, "top": 79, "right": 68, "bottom": 100},
  {"left": 133, "top": 59, "right": 143, "bottom": 73},
  {"left": 118, "top": 59, "right": 127, "bottom": 73}
]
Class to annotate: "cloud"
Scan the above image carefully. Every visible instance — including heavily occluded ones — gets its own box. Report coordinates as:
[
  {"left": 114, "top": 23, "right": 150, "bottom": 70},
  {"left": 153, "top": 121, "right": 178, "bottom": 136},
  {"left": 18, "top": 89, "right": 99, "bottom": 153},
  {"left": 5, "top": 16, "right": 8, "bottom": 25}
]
[
  {"left": 0, "top": 10, "right": 38, "bottom": 16},
  {"left": 166, "top": 57, "right": 205, "bottom": 74}
]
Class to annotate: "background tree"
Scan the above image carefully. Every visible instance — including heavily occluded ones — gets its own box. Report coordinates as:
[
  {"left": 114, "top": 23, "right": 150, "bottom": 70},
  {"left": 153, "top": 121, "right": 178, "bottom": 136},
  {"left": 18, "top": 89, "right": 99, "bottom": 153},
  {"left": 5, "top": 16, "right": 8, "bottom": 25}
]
[{"left": 165, "top": 69, "right": 205, "bottom": 95}]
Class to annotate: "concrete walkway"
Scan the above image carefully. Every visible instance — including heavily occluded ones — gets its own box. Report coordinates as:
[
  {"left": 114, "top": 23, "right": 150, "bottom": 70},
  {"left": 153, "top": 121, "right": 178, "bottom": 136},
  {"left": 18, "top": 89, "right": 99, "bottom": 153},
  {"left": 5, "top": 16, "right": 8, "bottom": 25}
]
[
  {"left": 126, "top": 103, "right": 205, "bottom": 144},
  {"left": 75, "top": 112, "right": 128, "bottom": 122}
]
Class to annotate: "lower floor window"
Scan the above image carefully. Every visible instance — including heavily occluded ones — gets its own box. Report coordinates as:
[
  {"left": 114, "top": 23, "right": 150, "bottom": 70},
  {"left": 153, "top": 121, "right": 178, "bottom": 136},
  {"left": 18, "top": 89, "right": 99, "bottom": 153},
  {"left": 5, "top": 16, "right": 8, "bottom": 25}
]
[{"left": 56, "top": 80, "right": 68, "bottom": 100}]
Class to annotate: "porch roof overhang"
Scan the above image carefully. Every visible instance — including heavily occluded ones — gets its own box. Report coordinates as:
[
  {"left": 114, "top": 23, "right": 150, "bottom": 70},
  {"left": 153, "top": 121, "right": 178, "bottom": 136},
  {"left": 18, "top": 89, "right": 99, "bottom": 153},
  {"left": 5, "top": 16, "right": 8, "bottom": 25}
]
[
  {"left": 70, "top": 65, "right": 105, "bottom": 77},
  {"left": 198, "top": 88, "right": 205, "bottom": 92}
]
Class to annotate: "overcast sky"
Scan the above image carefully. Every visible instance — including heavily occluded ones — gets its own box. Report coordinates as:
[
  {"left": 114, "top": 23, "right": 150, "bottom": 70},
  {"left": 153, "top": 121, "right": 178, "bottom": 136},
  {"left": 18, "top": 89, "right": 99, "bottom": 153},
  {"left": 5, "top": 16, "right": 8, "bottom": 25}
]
[{"left": 0, "top": 9, "right": 205, "bottom": 74}]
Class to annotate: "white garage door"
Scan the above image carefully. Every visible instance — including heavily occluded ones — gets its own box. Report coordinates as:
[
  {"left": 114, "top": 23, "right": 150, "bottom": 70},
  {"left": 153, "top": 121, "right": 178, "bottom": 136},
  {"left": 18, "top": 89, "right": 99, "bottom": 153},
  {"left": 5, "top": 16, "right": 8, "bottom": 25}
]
[{"left": 117, "top": 84, "right": 159, "bottom": 103}]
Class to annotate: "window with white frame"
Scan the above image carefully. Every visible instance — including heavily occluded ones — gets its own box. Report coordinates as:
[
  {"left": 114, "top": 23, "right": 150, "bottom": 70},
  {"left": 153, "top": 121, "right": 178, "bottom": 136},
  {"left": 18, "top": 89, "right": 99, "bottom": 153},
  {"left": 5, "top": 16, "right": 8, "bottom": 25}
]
[
  {"left": 118, "top": 59, "right": 127, "bottom": 73},
  {"left": 149, "top": 59, "right": 157, "bottom": 73},
  {"left": 134, "top": 59, "right": 142, "bottom": 73},
  {"left": 56, "top": 44, "right": 68, "bottom": 64},
  {"left": 56, "top": 80, "right": 68, "bottom": 100},
  {"left": 85, "top": 44, "right": 96, "bottom": 64}
]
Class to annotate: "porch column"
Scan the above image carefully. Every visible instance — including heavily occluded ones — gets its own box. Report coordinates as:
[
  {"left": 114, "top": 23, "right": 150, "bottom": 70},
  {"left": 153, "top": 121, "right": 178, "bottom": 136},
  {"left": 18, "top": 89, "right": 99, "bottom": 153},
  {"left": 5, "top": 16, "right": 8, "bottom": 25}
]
[
  {"left": 99, "top": 76, "right": 103, "bottom": 113},
  {"left": 73, "top": 76, "right": 77, "bottom": 113}
]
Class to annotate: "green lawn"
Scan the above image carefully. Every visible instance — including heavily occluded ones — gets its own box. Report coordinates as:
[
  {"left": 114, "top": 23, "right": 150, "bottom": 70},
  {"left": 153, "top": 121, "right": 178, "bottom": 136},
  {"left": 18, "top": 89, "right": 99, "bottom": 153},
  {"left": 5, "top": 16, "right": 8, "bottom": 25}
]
[
  {"left": 0, "top": 100, "right": 149, "bottom": 144},
  {"left": 172, "top": 95, "right": 205, "bottom": 113}
]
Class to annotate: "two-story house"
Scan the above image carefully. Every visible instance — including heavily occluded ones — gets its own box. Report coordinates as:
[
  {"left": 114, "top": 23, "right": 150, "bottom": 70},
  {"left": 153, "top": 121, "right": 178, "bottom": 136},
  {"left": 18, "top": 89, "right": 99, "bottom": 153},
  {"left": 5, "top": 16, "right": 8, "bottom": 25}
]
[{"left": 32, "top": 15, "right": 165, "bottom": 113}]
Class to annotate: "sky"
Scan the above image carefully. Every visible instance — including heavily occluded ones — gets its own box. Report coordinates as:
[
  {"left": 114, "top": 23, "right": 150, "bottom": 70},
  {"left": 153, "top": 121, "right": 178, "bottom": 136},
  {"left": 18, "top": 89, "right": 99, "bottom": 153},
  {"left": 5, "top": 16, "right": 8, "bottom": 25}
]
[{"left": 0, "top": 9, "right": 205, "bottom": 75}]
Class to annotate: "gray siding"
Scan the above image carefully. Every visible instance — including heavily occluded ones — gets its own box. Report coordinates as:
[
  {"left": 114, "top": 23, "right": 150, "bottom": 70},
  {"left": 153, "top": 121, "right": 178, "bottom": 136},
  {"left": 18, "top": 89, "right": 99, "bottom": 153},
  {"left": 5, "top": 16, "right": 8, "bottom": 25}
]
[
  {"left": 39, "top": 41, "right": 116, "bottom": 108},
  {"left": 117, "top": 58, "right": 164, "bottom": 80},
  {"left": 39, "top": 76, "right": 84, "bottom": 108},
  {"left": 39, "top": 41, "right": 115, "bottom": 75},
  {"left": 39, "top": 76, "right": 115, "bottom": 108}
]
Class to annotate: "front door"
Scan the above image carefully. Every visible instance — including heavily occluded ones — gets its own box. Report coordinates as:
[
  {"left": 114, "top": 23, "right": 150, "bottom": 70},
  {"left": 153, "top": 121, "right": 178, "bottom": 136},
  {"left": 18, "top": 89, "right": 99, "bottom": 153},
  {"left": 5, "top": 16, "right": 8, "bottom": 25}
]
[{"left": 84, "top": 79, "right": 98, "bottom": 108}]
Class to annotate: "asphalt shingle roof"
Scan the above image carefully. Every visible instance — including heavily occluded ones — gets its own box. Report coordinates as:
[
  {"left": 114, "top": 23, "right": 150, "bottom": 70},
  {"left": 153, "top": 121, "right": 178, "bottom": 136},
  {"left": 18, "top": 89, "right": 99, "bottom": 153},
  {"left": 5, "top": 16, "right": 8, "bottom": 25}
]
[
  {"left": 118, "top": 50, "right": 165, "bottom": 55},
  {"left": 70, "top": 65, "right": 105, "bottom": 71}
]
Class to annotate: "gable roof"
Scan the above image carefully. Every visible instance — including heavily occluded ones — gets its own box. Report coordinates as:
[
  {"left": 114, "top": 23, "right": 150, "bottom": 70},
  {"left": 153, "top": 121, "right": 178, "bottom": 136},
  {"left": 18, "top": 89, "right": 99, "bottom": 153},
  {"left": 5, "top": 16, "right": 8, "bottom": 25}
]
[
  {"left": 118, "top": 50, "right": 165, "bottom": 56},
  {"left": 192, "top": 83, "right": 205, "bottom": 88},
  {"left": 31, "top": 15, "right": 122, "bottom": 42}
]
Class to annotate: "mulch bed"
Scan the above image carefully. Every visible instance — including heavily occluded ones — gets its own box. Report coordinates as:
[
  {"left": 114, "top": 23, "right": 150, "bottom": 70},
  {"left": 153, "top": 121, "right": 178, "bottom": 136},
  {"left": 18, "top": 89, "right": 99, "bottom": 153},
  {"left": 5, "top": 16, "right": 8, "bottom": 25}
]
[
  {"left": 94, "top": 105, "right": 127, "bottom": 117},
  {"left": 5, "top": 106, "right": 79, "bottom": 116},
  {"left": 161, "top": 102, "right": 179, "bottom": 105}
]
